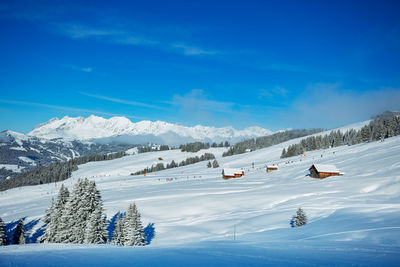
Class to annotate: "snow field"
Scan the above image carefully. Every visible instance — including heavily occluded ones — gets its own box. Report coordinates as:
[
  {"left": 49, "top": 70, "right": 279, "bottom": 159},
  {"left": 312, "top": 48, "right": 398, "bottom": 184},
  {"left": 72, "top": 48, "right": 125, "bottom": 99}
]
[{"left": 0, "top": 135, "right": 399, "bottom": 249}]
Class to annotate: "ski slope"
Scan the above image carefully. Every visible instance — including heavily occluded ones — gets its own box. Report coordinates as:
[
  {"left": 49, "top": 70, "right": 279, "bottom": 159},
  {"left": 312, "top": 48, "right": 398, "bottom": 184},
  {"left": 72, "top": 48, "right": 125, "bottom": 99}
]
[{"left": 1, "top": 134, "right": 400, "bottom": 265}]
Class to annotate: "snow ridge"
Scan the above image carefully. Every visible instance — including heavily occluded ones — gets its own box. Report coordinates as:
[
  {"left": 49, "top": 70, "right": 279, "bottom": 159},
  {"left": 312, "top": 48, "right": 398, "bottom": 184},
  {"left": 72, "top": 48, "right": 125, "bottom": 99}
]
[{"left": 28, "top": 115, "right": 273, "bottom": 142}]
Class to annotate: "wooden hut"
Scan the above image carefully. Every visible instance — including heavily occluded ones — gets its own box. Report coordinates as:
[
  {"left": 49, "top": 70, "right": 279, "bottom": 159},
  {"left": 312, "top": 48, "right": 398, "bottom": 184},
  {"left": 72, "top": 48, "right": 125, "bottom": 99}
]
[
  {"left": 266, "top": 165, "right": 278, "bottom": 172},
  {"left": 222, "top": 168, "right": 244, "bottom": 179},
  {"left": 309, "top": 164, "right": 341, "bottom": 179}
]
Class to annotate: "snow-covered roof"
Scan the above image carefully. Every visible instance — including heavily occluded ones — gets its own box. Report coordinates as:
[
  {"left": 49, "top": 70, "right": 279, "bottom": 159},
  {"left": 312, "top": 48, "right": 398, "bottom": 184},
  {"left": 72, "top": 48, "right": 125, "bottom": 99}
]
[
  {"left": 267, "top": 165, "right": 278, "bottom": 169},
  {"left": 311, "top": 164, "right": 340, "bottom": 173},
  {"left": 223, "top": 168, "right": 243, "bottom": 176}
]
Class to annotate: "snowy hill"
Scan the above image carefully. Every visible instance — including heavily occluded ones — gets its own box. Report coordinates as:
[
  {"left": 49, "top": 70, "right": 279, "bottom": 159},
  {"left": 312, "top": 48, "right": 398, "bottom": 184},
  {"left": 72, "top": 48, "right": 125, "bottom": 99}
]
[
  {"left": 1, "top": 120, "right": 399, "bottom": 265},
  {"left": 28, "top": 115, "right": 273, "bottom": 144}
]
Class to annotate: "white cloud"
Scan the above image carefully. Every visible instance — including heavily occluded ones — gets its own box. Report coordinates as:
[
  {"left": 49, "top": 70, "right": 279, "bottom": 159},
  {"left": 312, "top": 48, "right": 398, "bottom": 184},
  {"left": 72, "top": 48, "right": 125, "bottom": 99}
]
[{"left": 285, "top": 83, "right": 400, "bottom": 128}]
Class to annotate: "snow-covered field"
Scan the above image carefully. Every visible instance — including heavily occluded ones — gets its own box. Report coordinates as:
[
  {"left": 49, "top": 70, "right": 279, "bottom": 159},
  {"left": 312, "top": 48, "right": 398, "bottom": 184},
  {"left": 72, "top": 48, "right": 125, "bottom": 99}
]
[{"left": 1, "top": 133, "right": 400, "bottom": 266}]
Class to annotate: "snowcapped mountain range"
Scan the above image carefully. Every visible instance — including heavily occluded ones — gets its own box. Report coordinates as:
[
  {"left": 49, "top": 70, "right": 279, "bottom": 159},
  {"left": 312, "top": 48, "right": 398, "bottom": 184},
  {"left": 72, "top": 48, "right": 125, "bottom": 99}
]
[{"left": 28, "top": 115, "right": 273, "bottom": 144}]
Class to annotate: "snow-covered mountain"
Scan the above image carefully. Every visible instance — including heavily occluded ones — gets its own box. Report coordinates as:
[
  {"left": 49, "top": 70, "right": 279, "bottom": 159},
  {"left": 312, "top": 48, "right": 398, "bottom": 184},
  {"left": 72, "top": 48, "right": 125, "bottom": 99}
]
[
  {"left": 28, "top": 115, "right": 273, "bottom": 144},
  {"left": 0, "top": 130, "right": 137, "bottom": 182}
]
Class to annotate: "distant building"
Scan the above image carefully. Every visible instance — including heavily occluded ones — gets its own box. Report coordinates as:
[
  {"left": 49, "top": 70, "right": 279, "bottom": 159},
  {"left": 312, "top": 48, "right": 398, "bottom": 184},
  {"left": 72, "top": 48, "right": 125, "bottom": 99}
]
[
  {"left": 222, "top": 168, "right": 244, "bottom": 179},
  {"left": 309, "top": 164, "right": 342, "bottom": 179},
  {"left": 266, "top": 165, "right": 278, "bottom": 172}
]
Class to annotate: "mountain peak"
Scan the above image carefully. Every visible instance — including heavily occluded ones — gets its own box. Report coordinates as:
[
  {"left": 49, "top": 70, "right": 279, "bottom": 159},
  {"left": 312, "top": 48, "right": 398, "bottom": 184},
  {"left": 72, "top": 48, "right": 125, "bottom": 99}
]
[{"left": 28, "top": 115, "right": 273, "bottom": 144}]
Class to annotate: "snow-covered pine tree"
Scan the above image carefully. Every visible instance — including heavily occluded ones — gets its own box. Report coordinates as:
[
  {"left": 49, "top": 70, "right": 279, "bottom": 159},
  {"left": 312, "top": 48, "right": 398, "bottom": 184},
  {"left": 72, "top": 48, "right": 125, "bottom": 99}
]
[
  {"left": 0, "top": 217, "right": 7, "bottom": 246},
  {"left": 43, "top": 184, "right": 70, "bottom": 243},
  {"left": 43, "top": 197, "right": 55, "bottom": 226},
  {"left": 292, "top": 208, "right": 308, "bottom": 227},
  {"left": 84, "top": 206, "right": 108, "bottom": 244},
  {"left": 41, "top": 197, "right": 55, "bottom": 243},
  {"left": 212, "top": 159, "right": 219, "bottom": 168},
  {"left": 13, "top": 219, "right": 26, "bottom": 245},
  {"left": 111, "top": 212, "right": 124, "bottom": 246},
  {"left": 123, "top": 203, "right": 146, "bottom": 246},
  {"left": 57, "top": 179, "right": 86, "bottom": 243}
]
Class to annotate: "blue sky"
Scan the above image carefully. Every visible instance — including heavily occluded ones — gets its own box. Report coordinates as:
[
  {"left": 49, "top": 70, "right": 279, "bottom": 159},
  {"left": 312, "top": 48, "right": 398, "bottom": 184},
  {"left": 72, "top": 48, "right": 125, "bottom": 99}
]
[{"left": 1, "top": 0, "right": 399, "bottom": 133}]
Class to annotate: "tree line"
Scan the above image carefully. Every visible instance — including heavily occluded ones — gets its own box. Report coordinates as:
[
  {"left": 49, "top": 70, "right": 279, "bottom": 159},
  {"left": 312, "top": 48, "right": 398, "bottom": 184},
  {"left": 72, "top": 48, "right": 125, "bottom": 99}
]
[
  {"left": 133, "top": 153, "right": 216, "bottom": 175},
  {"left": 0, "top": 179, "right": 146, "bottom": 246},
  {"left": 281, "top": 111, "right": 400, "bottom": 158},
  {"left": 179, "top": 141, "right": 230, "bottom": 153},
  {"left": 0, "top": 151, "right": 126, "bottom": 191},
  {"left": 222, "top": 129, "right": 323, "bottom": 157}
]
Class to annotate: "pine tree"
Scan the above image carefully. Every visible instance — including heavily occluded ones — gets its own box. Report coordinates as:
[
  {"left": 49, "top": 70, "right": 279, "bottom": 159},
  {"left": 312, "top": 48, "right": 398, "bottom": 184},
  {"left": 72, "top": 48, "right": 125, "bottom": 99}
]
[
  {"left": 212, "top": 159, "right": 219, "bottom": 168},
  {"left": 207, "top": 161, "right": 212, "bottom": 168},
  {"left": 123, "top": 204, "right": 146, "bottom": 246},
  {"left": 84, "top": 207, "right": 108, "bottom": 244},
  {"left": 0, "top": 217, "right": 7, "bottom": 246},
  {"left": 111, "top": 212, "right": 124, "bottom": 246},
  {"left": 41, "top": 198, "right": 55, "bottom": 243},
  {"left": 43, "top": 184, "right": 70, "bottom": 243},
  {"left": 57, "top": 179, "right": 86, "bottom": 243},
  {"left": 291, "top": 208, "right": 308, "bottom": 227},
  {"left": 13, "top": 219, "right": 26, "bottom": 244}
]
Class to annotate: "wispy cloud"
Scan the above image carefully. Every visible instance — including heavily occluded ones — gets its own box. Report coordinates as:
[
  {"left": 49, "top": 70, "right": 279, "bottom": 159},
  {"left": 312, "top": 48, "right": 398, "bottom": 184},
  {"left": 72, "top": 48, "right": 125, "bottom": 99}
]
[
  {"left": 55, "top": 23, "right": 218, "bottom": 56},
  {"left": 0, "top": 99, "right": 142, "bottom": 119},
  {"left": 80, "top": 92, "right": 166, "bottom": 110},
  {"left": 61, "top": 64, "right": 93, "bottom": 73},
  {"left": 259, "top": 86, "right": 288, "bottom": 99}
]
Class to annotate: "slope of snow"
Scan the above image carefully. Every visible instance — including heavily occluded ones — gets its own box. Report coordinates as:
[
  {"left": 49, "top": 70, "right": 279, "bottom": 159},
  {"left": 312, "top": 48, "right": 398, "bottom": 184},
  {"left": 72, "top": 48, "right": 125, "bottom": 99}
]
[
  {"left": 27, "top": 115, "right": 273, "bottom": 142},
  {"left": 1, "top": 241, "right": 398, "bottom": 267},
  {"left": 0, "top": 132, "right": 399, "bottom": 265},
  {"left": 1, "top": 136, "right": 400, "bottom": 245}
]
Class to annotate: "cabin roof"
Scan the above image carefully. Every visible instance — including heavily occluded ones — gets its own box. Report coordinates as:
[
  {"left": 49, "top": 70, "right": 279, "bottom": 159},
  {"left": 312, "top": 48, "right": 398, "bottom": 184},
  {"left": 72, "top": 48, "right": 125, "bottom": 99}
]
[
  {"left": 223, "top": 168, "right": 243, "bottom": 176},
  {"left": 267, "top": 165, "right": 278, "bottom": 169},
  {"left": 310, "top": 164, "right": 340, "bottom": 173}
]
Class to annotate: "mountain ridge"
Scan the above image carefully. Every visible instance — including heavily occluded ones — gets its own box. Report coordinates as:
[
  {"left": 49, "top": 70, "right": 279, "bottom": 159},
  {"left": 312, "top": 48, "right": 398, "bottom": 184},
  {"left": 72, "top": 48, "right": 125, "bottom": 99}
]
[{"left": 27, "top": 115, "right": 273, "bottom": 143}]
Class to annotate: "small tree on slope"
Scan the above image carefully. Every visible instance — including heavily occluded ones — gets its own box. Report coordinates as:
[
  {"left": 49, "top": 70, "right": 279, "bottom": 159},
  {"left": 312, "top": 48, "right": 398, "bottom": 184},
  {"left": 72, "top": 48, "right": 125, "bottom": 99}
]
[
  {"left": 84, "top": 206, "right": 108, "bottom": 244},
  {"left": 123, "top": 203, "right": 146, "bottom": 246},
  {"left": 111, "top": 212, "right": 124, "bottom": 246},
  {"left": 0, "top": 217, "right": 7, "bottom": 245},
  {"left": 291, "top": 208, "right": 308, "bottom": 227},
  {"left": 212, "top": 159, "right": 219, "bottom": 168},
  {"left": 43, "top": 184, "right": 70, "bottom": 243},
  {"left": 13, "top": 219, "right": 26, "bottom": 244}
]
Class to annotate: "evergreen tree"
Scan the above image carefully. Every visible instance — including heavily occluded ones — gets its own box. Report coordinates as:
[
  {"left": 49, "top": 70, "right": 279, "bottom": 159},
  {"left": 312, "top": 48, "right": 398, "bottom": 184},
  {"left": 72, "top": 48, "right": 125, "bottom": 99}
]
[
  {"left": 43, "top": 184, "right": 70, "bottom": 243},
  {"left": 84, "top": 207, "right": 108, "bottom": 244},
  {"left": 212, "top": 159, "right": 219, "bottom": 168},
  {"left": 57, "top": 179, "right": 86, "bottom": 243},
  {"left": 13, "top": 219, "right": 26, "bottom": 244},
  {"left": 123, "top": 204, "right": 146, "bottom": 246},
  {"left": 207, "top": 161, "right": 212, "bottom": 168},
  {"left": 291, "top": 208, "right": 307, "bottom": 227},
  {"left": 111, "top": 212, "right": 124, "bottom": 246},
  {"left": 0, "top": 217, "right": 7, "bottom": 246}
]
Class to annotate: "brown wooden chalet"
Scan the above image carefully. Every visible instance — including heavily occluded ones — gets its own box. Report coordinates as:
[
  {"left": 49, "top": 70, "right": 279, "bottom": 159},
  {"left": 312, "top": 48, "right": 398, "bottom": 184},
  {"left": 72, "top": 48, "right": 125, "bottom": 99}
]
[
  {"left": 266, "top": 165, "right": 278, "bottom": 172},
  {"left": 309, "top": 164, "right": 342, "bottom": 179},
  {"left": 222, "top": 168, "right": 244, "bottom": 179}
]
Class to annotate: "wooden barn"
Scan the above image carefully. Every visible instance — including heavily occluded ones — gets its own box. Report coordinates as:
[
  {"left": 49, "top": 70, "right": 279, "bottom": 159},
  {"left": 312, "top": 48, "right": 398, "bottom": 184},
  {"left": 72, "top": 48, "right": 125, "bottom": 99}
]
[
  {"left": 222, "top": 168, "right": 244, "bottom": 179},
  {"left": 266, "top": 165, "right": 278, "bottom": 172},
  {"left": 309, "top": 164, "right": 342, "bottom": 179}
]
